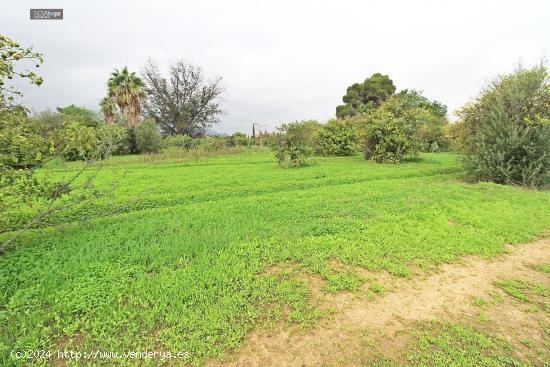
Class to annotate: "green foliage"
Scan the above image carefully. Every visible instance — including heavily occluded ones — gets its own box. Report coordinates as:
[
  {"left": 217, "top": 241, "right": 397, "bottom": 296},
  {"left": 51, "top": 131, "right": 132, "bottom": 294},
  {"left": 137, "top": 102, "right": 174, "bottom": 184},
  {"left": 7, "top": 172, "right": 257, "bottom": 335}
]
[
  {"left": 31, "top": 105, "right": 101, "bottom": 138},
  {"left": 272, "top": 120, "right": 320, "bottom": 167},
  {"left": 362, "top": 109, "right": 420, "bottom": 163},
  {"left": 464, "top": 115, "right": 550, "bottom": 187},
  {"left": 336, "top": 73, "right": 396, "bottom": 118},
  {"left": 416, "top": 113, "right": 450, "bottom": 152},
  {"left": 30, "top": 109, "right": 64, "bottom": 136},
  {"left": 99, "top": 96, "right": 118, "bottom": 124},
  {"left": 228, "top": 132, "right": 250, "bottom": 147},
  {"left": 458, "top": 65, "right": 550, "bottom": 188},
  {"left": 0, "top": 34, "right": 43, "bottom": 102},
  {"left": 495, "top": 278, "right": 549, "bottom": 302},
  {"left": 57, "top": 105, "right": 100, "bottom": 127},
  {"left": 382, "top": 89, "right": 449, "bottom": 152},
  {"left": 317, "top": 119, "right": 359, "bottom": 156},
  {"left": 50, "top": 122, "right": 100, "bottom": 161},
  {"left": 107, "top": 66, "right": 146, "bottom": 128},
  {"left": 0, "top": 108, "right": 47, "bottom": 169},
  {"left": 96, "top": 123, "right": 130, "bottom": 157},
  {"left": 162, "top": 134, "right": 200, "bottom": 150},
  {"left": 201, "top": 136, "right": 229, "bottom": 151},
  {"left": 406, "top": 323, "right": 520, "bottom": 367},
  {"left": 0, "top": 108, "right": 50, "bottom": 212},
  {"left": 363, "top": 111, "right": 417, "bottom": 163},
  {"left": 2, "top": 151, "right": 550, "bottom": 365},
  {"left": 394, "top": 89, "right": 447, "bottom": 117},
  {"left": 134, "top": 119, "right": 161, "bottom": 153},
  {"left": 358, "top": 90, "right": 450, "bottom": 162},
  {"left": 533, "top": 263, "right": 550, "bottom": 274}
]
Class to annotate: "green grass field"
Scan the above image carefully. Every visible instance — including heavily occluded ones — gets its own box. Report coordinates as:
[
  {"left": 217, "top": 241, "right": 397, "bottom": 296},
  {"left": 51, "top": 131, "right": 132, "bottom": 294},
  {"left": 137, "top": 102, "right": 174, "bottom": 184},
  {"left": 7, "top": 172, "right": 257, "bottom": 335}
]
[{"left": 1, "top": 150, "right": 550, "bottom": 365}]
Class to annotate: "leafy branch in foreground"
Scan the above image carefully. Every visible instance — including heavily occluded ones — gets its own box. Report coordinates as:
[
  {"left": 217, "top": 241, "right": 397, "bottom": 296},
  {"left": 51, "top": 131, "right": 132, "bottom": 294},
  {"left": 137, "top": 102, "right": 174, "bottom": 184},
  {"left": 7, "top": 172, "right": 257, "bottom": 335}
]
[
  {"left": 0, "top": 34, "right": 120, "bottom": 251},
  {"left": 0, "top": 34, "right": 43, "bottom": 103}
]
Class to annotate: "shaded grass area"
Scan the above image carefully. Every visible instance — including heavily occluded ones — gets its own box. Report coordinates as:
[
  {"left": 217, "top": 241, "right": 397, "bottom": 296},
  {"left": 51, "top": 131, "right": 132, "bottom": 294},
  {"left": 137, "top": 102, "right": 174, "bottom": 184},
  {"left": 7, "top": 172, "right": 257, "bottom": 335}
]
[{"left": 1, "top": 151, "right": 550, "bottom": 365}]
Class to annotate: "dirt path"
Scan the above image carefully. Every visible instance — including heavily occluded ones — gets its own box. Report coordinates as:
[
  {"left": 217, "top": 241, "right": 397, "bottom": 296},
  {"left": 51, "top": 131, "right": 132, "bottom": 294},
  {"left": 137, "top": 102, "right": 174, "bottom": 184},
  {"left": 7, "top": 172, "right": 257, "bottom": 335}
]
[{"left": 207, "top": 238, "right": 550, "bottom": 367}]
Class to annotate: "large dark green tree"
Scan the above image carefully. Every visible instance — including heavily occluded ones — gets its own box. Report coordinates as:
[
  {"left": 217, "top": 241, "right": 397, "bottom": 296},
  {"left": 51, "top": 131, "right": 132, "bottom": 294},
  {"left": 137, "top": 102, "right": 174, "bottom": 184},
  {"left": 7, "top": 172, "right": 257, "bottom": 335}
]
[{"left": 336, "top": 73, "right": 396, "bottom": 118}]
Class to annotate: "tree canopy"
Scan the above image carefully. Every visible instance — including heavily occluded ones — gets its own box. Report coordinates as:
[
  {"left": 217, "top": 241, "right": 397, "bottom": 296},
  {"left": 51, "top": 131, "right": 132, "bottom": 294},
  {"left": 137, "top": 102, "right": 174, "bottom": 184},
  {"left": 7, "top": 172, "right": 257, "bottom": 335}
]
[
  {"left": 107, "top": 67, "right": 146, "bottom": 128},
  {"left": 141, "top": 59, "right": 224, "bottom": 137},
  {"left": 336, "top": 73, "right": 396, "bottom": 118}
]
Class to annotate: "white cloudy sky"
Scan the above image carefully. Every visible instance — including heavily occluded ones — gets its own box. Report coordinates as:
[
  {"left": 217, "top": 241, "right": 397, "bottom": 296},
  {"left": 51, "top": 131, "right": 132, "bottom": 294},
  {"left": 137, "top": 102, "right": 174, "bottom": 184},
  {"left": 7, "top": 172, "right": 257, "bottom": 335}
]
[{"left": 2, "top": 0, "right": 549, "bottom": 133}]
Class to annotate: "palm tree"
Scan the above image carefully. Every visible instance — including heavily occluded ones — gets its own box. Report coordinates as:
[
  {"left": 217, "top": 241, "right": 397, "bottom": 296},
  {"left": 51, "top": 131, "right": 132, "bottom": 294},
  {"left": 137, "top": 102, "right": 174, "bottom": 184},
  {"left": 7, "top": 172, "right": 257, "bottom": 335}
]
[
  {"left": 99, "top": 96, "right": 118, "bottom": 124},
  {"left": 107, "top": 67, "right": 146, "bottom": 128}
]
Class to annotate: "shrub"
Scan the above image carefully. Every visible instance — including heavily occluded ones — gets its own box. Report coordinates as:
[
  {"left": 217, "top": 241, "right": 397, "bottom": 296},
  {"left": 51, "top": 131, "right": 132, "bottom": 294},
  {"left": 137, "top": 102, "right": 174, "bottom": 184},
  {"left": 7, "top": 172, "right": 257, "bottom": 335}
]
[
  {"left": 162, "top": 134, "right": 199, "bottom": 150},
  {"left": 0, "top": 108, "right": 48, "bottom": 169},
  {"left": 445, "top": 121, "right": 468, "bottom": 151},
  {"left": 50, "top": 122, "right": 100, "bottom": 161},
  {"left": 200, "top": 136, "right": 228, "bottom": 151},
  {"left": 416, "top": 113, "right": 449, "bottom": 152},
  {"left": 134, "top": 119, "right": 161, "bottom": 153},
  {"left": 0, "top": 108, "right": 51, "bottom": 213},
  {"left": 96, "top": 124, "right": 130, "bottom": 157},
  {"left": 227, "top": 132, "right": 250, "bottom": 147},
  {"left": 272, "top": 120, "right": 320, "bottom": 167},
  {"left": 317, "top": 119, "right": 359, "bottom": 156},
  {"left": 363, "top": 110, "right": 421, "bottom": 163},
  {"left": 383, "top": 90, "right": 449, "bottom": 152},
  {"left": 464, "top": 114, "right": 550, "bottom": 187},
  {"left": 458, "top": 64, "right": 550, "bottom": 188}
]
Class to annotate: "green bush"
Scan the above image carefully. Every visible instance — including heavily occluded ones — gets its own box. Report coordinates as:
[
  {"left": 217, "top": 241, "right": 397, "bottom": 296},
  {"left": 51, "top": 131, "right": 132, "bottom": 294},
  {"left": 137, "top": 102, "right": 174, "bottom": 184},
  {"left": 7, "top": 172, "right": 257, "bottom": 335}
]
[
  {"left": 458, "top": 65, "right": 550, "bottom": 188},
  {"left": 0, "top": 108, "right": 51, "bottom": 212},
  {"left": 162, "top": 134, "right": 199, "bottom": 150},
  {"left": 351, "top": 90, "right": 449, "bottom": 162},
  {"left": 51, "top": 122, "right": 100, "bottom": 161},
  {"left": 416, "top": 113, "right": 449, "bottom": 152},
  {"left": 134, "top": 119, "right": 161, "bottom": 153},
  {"left": 272, "top": 120, "right": 320, "bottom": 167},
  {"left": 200, "top": 136, "right": 228, "bottom": 151},
  {"left": 363, "top": 110, "right": 422, "bottom": 163},
  {"left": 0, "top": 108, "right": 48, "bottom": 169},
  {"left": 227, "top": 132, "right": 250, "bottom": 147},
  {"left": 96, "top": 123, "right": 130, "bottom": 157},
  {"left": 317, "top": 119, "right": 358, "bottom": 156},
  {"left": 464, "top": 116, "right": 550, "bottom": 187}
]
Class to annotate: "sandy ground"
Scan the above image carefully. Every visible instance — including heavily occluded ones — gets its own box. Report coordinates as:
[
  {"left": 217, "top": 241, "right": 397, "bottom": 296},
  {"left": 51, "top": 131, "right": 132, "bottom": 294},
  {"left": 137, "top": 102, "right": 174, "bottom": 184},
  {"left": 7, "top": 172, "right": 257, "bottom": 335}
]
[{"left": 207, "top": 238, "right": 550, "bottom": 366}]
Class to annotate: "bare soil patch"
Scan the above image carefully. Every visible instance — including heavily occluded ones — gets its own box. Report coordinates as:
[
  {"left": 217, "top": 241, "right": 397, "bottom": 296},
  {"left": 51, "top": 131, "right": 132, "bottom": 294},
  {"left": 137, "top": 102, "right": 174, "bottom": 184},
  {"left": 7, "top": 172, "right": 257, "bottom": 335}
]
[{"left": 207, "top": 238, "right": 550, "bottom": 366}]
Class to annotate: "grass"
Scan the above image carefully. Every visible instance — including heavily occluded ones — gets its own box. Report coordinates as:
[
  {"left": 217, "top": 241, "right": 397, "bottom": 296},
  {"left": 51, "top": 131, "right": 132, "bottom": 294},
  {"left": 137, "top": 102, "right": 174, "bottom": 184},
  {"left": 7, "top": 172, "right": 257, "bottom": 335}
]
[
  {"left": 495, "top": 279, "right": 550, "bottom": 303},
  {"left": 1, "top": 151, "right": 550, "bottom": 365},
  {"left": 404, "top": 323, "right": 521, "bottom": 367}
]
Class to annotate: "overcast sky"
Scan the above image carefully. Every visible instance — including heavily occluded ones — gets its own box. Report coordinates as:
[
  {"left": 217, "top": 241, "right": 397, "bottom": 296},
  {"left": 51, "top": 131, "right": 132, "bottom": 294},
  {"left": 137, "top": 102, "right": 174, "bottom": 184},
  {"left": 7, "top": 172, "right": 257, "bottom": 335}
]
[{"left": 2, "top": 0, "right": 549, "bottom": 133}]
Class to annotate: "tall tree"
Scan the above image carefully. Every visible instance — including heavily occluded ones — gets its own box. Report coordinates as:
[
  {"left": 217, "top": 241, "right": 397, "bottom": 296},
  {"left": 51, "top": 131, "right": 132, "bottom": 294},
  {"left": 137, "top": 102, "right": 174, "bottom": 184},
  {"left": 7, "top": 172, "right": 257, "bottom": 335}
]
[
  {"left": 336, "top": 73, "right": 396, "bottom": 118},
  {"left": 99, "top": 96, "right": 118, "bottom": 124},
  {"left": 107, "top": 67, "right": 146, "bottom": 128},
  {"left": 141, "top": 59, "right": 224, "bottom": 136}
]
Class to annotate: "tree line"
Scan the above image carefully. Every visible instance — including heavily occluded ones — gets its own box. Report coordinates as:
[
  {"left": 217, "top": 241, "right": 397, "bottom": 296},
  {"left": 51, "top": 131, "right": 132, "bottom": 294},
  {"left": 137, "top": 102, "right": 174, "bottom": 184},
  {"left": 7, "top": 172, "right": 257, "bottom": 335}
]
[{"left": 272, "top": 70, "right": 550, "bottom": 189}]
